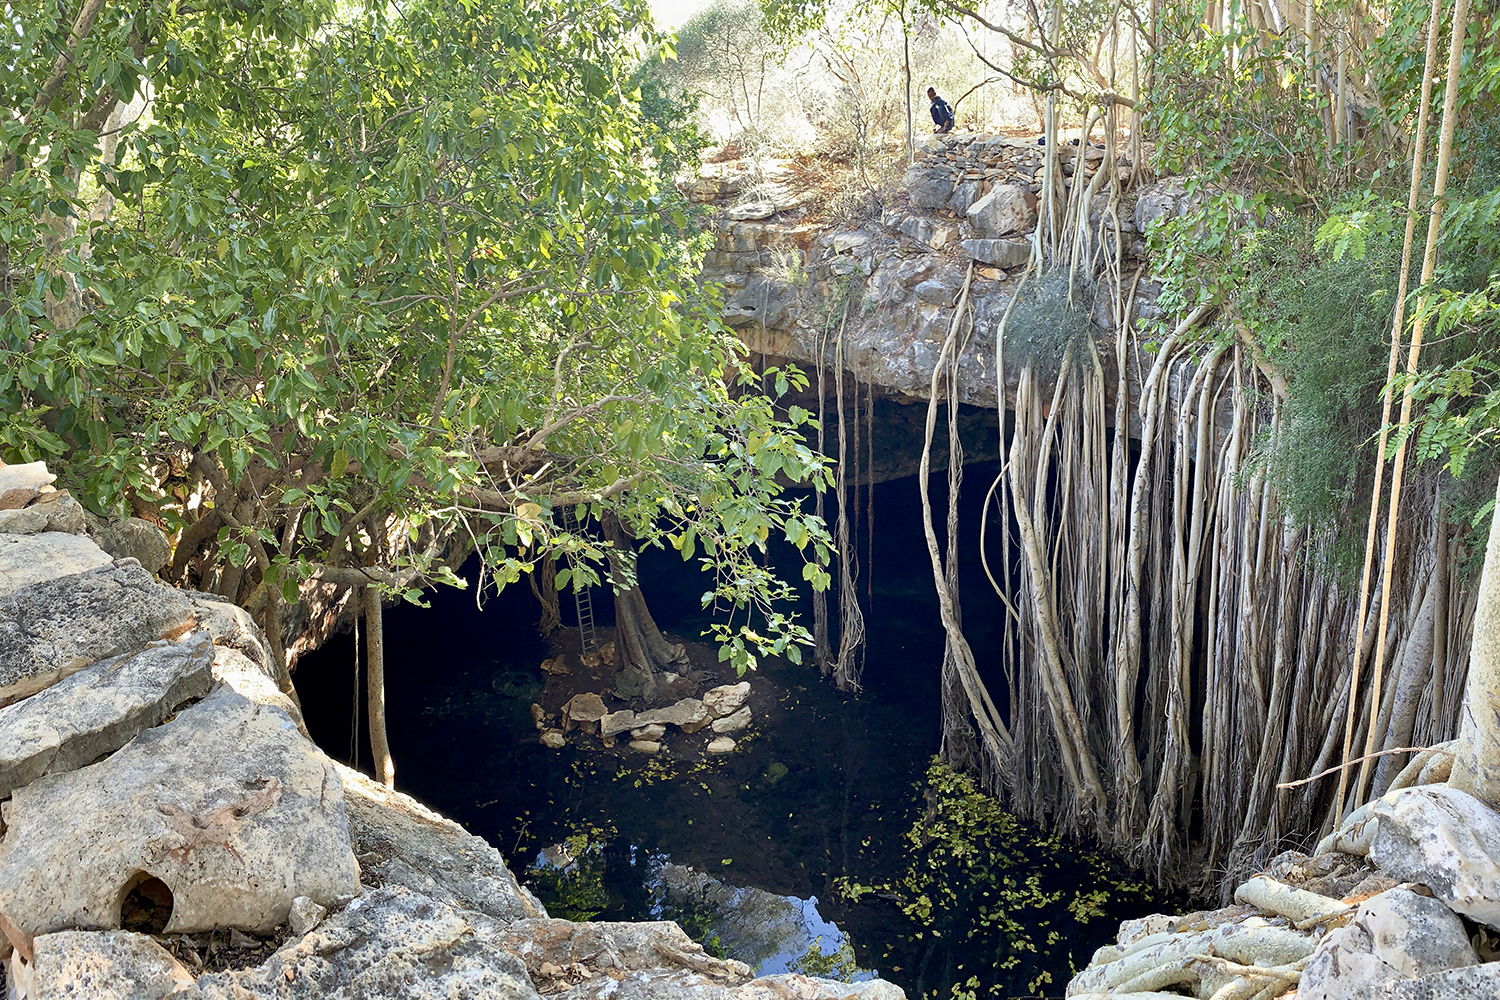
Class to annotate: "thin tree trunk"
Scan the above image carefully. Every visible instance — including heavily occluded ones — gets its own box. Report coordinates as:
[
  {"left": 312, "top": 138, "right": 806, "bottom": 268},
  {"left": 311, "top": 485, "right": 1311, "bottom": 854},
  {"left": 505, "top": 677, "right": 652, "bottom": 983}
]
[
  {"left": 1451, "top": 474, "right": 1500, "bottom": 807},
  {"left": 604, "top": 512, "right": 679, "bottom": 700},
  {"left": 1354, "top": 0, "right": 1469, "bottom": 805},
  {"left": 364, "top": 585, "right": 394, "bottom": 788}
]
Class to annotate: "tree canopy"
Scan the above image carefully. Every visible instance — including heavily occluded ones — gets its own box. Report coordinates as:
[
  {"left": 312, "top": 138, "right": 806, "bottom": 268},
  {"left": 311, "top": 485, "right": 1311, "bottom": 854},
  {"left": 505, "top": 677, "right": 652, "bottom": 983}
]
[{"left": 1, "top": 0, "right": 832, "bottom": 681}]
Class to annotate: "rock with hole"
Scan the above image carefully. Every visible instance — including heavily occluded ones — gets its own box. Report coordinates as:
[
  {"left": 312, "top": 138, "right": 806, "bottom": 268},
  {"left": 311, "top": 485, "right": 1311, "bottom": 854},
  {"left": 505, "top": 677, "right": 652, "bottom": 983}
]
[{"left": 0, "top": 687, "right": 360, "bottom": 947}]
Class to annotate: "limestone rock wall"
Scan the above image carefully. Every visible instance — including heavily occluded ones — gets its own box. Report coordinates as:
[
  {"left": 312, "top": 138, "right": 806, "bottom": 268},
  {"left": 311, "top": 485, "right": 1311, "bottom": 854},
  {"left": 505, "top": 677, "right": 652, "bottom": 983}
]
[
  {"left": 0, "top": 458, "right": 909, "bottom": 1000},
  {"left": 692, "top": 135, "right": 1181, "bottom": 418}
]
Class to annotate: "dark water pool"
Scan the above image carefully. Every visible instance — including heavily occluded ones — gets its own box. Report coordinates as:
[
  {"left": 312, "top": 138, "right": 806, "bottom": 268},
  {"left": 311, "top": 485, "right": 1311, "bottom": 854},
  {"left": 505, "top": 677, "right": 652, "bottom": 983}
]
[{"left": 297, "top": 465, "right": 1165, "bottom": 999}]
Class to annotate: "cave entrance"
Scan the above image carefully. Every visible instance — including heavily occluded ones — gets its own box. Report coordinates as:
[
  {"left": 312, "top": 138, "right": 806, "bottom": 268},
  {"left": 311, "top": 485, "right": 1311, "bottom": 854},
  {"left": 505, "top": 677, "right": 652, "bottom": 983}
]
[{"left": 118, "top": 871, "right": 174, "bottom": 934}]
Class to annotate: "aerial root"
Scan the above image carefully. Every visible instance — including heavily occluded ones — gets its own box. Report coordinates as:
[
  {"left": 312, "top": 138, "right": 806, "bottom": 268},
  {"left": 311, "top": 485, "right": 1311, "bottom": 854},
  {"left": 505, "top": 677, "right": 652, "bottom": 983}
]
[
  {"left": 1066, "top": 925, "right": 1314, "bottom": 997},
  {"left": 1233, "top": 876, "right": 1350, "bottom": 930}
]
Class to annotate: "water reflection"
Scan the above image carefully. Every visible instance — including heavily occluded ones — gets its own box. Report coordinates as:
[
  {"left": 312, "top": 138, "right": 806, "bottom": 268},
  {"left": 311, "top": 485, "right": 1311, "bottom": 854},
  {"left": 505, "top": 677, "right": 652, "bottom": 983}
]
[{"left": 531, "top": 836, "right": 877, "bottom": 981}]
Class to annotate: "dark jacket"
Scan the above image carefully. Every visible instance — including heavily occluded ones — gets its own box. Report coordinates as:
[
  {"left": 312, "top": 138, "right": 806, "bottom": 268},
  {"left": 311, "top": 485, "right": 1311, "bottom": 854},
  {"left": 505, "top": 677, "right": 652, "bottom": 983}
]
[{"left": 930, "top": 96, "right": 954, "bottom": 128}]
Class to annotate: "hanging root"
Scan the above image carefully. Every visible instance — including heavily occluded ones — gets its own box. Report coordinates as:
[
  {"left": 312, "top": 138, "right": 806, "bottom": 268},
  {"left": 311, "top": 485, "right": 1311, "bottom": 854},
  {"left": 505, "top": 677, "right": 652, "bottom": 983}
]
[{"left": 1066, "top": 921, "right": 1314, "bottom": 998}]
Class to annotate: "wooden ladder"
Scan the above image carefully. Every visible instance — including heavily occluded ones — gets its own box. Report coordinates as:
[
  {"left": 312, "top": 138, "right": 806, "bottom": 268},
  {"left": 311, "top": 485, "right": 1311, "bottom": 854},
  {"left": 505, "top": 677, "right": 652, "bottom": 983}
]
[{"left": 560, "top": 507, "right": 598, "bottom": 655}]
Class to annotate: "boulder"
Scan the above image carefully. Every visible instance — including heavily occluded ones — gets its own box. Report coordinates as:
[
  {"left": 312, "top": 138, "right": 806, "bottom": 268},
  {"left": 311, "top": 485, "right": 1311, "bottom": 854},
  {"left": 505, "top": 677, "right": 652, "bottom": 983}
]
[
  {"left": 495, "top": 916, "right": 752, "bottom": 983},
  {"left": 27, "top": 491, "right": 86, "bottom": 533},
  {"left": 914, "top": 279, "right": 955, "bottom": 306},
  {"left": 708, "top": 737, "right": 736, "bottom": 754},
  {"left": 0, "top": 632, "right": 216, "bottom": 800},
  {"left": 630, "top": 723, "right": 666, "bottom": 741},
  {"left": 0, "top": 557, "right": 196, "bottom": 705},
  {"left": 629, "top": 740, "right": 662, "bottom": 753},
  {"left": 703, "top": 682, "right": 750, "bottom": 718},
  {"left": 1133, "top": 183, "right": 1181, "bottom": 233},
  {"left": 946, "top": 180, "right": 982, "bottom": 214},
  {"left": 191, "top": 886, "right": 537, "bottom": 1000},
  {"left": 336, "top": 762, "right": 544, "bottom": 923},
  {"left": 1390, "top": 964, "right": 1500, "bottom": 998},
  {"left": 540, "top": 730, "right": 566, "bottom": 749},
  {"left": 600, "top": 710, "right": 637, "bottom": 738},
  {"left": 0, "top": 530, "right": 112, "bottom": 599},
  {"left": 0, "top": 461, "right": 55, "bottom": 508},
  {"left": 1371, "top": 785, "right": 1500, "bottom": 927},
  {"left": 1297, "top": 888, "right": 1478, "bottom": 1000},
  {"left": 711, "top": 707, "right": 752, "bottom": 734},
  {"left": 22, "top": 929, "right": 196, "bottom": 1000},
  {"left": 830, "top": 232, "right": 869, "bottom": 253},
  {"left": 633, "top": 698, "right": 710, "bottom": 730},
  {"left": 961, "top": 238, "right": 1032, "bottom": 268},
  {"left": 906, "top": 170, "right": 955, "bottom": 210},
  {"left": 289, "top": 896, "right": 327, "bottom": 937},
  {"left": 727, "top": 202, "right": 776, "bottom": 221},
  {"left": 211, "top": 645, "right": 302, "bottom": 728},
  {"left": 965, "top": 184, "right": 1036, "bottom": 237},
  {"left": 86, "top": 515, "right": 173, "bottom": 574},
  {"left": 0, "top": 507, "right": 47, "bottom": 535},
  {"left": 0, "top": 687, "right": 361, "bottom": 944},
  {"left": 564, "top": 692, "right": 608, "bottom": 724},
  {"left": 186, "top": 592, "right": 275, "bottom": 676}
]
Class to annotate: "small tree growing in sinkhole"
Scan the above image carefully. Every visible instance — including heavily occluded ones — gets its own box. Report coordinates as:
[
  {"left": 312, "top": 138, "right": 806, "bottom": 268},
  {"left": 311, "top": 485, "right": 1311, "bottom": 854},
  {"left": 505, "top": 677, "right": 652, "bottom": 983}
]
[{"left": 0, "top": 0, "right": 834, "bottom": 783}]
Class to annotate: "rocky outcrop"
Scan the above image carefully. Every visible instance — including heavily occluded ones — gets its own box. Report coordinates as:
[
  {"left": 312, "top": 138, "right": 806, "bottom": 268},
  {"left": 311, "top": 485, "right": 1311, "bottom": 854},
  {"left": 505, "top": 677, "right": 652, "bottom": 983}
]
[
  {"left": 0, "top": 459, "right": 903, "bottom": 1000},
  {"left": 1066, "top": 770, "right": 1500, "bottom": 999},
  {"left": 691, "top": 134, "right": 1173, "bottom": 434}
]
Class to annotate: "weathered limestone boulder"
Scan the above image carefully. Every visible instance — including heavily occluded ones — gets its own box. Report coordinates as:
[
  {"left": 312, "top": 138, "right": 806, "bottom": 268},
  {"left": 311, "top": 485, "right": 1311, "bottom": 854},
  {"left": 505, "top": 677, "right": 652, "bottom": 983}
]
[
  {"left": 629, "top": 739, "right": 662, "bottom": 753},
  {"left": 1298, "top": 888, "right": 1478, "bottom": 1000},
  {"left": 600, "top": 709, "right": 637, "bottom": 738},
  {"left": 0, "top": 631, "right": 216, "bottom": 799},
  {"left": 85, "top": 515, "right": 173, "bottom": 574},
  {"left": 192, "top": 887, "right": 537, "bottom": 1000},
  {"left": 26, "top": 491, "right": 87, "bottom": 534},
  {"left": 961, "top": 237, "right": 1032, "bottom": 268},
  {"left": 0, "top": 556, "right": 196, "bottom": 705},
  {"left": 289, "top": 896, "right": 328, "bottom": 937},
  {"left": 0, "top": 461, "right": 55, "bottom": 507},
  {"left": 0, "top": 506, "right": 48, "bottom": 534},
  {"left": 498, "top": 917, "right": 750, "bottom": 983},
  {"left": 0, "top": 530, "right": 112, "bottom": 599},
  {"left": 631, "top": 723, "right": 666, "bottom": 741},
  {"left": 540, "top": 730, "right": 566, "bottom": 749},
  {"left": 17, "top": 929, "right": 196, "bottom": 1000},
  {"left": 965, "top": 184, "right": 1036, "bottom": 237},
  {"left": 708, "top": 737, "right": 736, "bottom": 754},
  {"left": 702, "top": 682, "right": 750, "bottom": 718},
  {"left": 1389, "top": 964, "right": 1500, "bottom": 998},
  {"left": 212, "top": 645, "right": 302, "bottom": 728},
  {"left": 633, "top": 698, "right": 709, "bottom": 730},
  {"left": 0, "top": 687, "right": 361, "bottom": 943},
  {"left": 336, "top": 762, "right": 544, "bottom": 923},
  {"left": 1371, "top": 785, "right": 1500, "bottom": 928},
  {"left": 711, "top": 707, "right": 752, "bottom": 734},
  {"left": 187, "top": 592, "right": 275, "bottom": 676},
  {"left": 564, "top": 692, "right": 608, "bottom": 725}
]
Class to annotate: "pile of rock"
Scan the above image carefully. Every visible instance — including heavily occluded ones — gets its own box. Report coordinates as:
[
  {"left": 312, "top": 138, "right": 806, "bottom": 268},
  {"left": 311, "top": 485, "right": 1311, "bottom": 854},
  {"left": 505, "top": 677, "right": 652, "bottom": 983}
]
[
  {"left": 536, "top": 681, "right": 755, "bottom": 757},
  {"left": 0, "top": 459, "right": 903, "bottom": 1000},
  {"left": 1067, "top": 757, "right": 1500, "bottom": 999}
]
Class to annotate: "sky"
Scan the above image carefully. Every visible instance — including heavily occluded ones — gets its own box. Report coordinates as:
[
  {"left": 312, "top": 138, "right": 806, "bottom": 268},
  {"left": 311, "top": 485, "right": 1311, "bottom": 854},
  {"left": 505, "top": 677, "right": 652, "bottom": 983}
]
[{"left": 650, "top": 0, "right": 708, "bottom": 29}]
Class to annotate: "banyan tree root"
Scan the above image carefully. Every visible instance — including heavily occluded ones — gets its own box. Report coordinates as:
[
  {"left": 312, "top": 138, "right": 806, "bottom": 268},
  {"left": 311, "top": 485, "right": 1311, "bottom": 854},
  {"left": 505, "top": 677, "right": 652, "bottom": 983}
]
[
  {"left": 1065, "top": 921, "right": 1315, "bottom": 997},
  {"left": 1233, "top": 876, "right": 1350, "bottom": 930}
]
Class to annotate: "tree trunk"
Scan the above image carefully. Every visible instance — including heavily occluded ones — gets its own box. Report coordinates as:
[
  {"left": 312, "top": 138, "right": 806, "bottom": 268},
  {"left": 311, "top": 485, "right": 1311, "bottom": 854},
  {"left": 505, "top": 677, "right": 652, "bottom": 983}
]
[
  {"left": 364, "top": 585, "right": 394, "bottom": 788},
  {"left": 903, "top": 9, "right": 914, "bottom": 163},
  {"left": 603, "top": 513, "right": 680, "bottom": 700},
  {"left": 1451, "top": 475, "right": 1500, "bottom": 806}
]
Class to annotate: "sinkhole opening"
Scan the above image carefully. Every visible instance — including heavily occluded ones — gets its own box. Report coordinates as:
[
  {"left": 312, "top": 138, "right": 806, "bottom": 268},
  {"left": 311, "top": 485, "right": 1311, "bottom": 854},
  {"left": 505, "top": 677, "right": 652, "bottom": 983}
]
[{"left": 118, "top": 871, "right": 173, "bottom": 934}]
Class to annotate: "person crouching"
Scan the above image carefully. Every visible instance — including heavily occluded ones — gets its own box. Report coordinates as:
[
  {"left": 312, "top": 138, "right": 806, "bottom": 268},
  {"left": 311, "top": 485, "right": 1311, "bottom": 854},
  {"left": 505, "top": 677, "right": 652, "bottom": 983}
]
[{"left": 928, "top": 88, "right": 954, "bottom": 134}]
